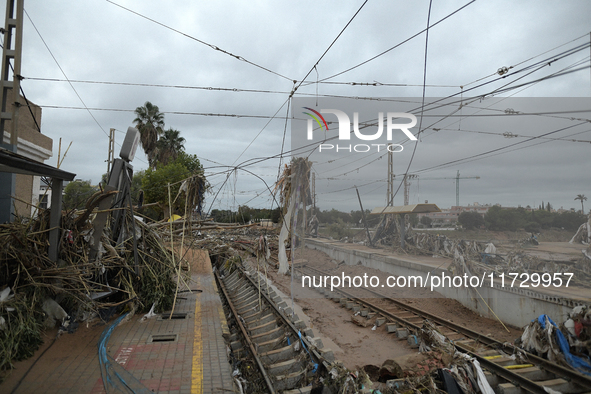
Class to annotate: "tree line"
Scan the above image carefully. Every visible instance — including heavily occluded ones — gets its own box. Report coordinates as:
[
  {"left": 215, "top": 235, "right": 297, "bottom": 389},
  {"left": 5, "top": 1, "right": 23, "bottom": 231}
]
[{"left": 458, "top": 206, "right": 586, "bottom": 232}]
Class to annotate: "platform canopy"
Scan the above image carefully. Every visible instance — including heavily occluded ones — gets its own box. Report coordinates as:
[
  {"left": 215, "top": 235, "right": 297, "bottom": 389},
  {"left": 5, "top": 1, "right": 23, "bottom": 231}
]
[
  {"left": 0, "top": 146, "right": 75, "bottom": 180},
  {"left": 370, "top": 203, "right": 441, "bottom": 215}
]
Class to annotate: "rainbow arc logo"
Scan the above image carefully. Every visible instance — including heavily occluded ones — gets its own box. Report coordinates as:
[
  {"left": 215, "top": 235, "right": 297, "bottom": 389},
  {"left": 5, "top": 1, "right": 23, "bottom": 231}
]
[{"left": 302, "top": 107, "right": 328, "bottom": 131}]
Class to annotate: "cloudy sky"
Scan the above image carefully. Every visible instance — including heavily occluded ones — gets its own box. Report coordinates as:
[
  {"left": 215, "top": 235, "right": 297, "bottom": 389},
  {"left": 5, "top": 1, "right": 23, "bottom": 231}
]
[{"left": 7, "top": 0, "right": 591, "bottom": 214}]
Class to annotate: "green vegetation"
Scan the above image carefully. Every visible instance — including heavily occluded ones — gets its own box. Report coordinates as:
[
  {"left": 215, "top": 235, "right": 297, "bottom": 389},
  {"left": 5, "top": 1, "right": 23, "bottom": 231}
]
[
  {"left": 132, "top": 102, "right": 208, "bottom": 221},
  {"left": 141, "top": 152, "right": 206, "bottom": 219},
  {"left": 210, "top": 206, "right": 281, "bottom": 224},
  {"left": 484, "top": 206, "right": 585, "bottom": 232},
  {"left": 458, "top": 211, "right": 485, "bottom": 230},
  {"left": 133, "top": 101, "right": 165, "bottom": 168},
  {"left": 575, "top": 194, "right": 587, "bottom": 214},
  {"left": 63, "top": 180, "right": 97, "bottom": 210},
  {"left": 420, "top": 215, "right": 433, "bottom": 227}
]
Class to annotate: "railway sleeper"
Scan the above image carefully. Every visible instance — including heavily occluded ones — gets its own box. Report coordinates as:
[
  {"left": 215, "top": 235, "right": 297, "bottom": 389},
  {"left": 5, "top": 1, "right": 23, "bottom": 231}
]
[
  {"left": 246, "top": 312, "right": 276, "bottom": 329},
  {"left": 252, "top": 326, "right": 284, "bottom": 343},
  {"left": 232, "top": 295, "right": 261, "bottom": 311},
  {"left": 243, "top": 306, "right": 272, "bottom": 322},
  {"left": 249, "top": 320, "right": 278, "bottom": 336},
  {"left": 267, "top": 358, "right": 307, "bottom": 376},
  {"left": 497, "top": 378, "right": 579, "bottom": 394},
  {"left": 273, "top": 370, "right": 307, "bottom": 392},
  {"left": 231, "top": 290, "right": 257, "bottom": 305},
  {"left": 283, "top": 387, "right": 313, "bottom": 394},
  {"left": 260, "top": 344, "right": 300, "bottom": 364},
  {"left": 224, "top": 276, "right": 243, "bottom": 290},
  {"left": 477, "top": 353, "right": 588, "bottom": 394},
  {"left": 255, "top": 336, "right": 285, "bottom": 353},
  {"left": 484, "top": 366, "right": 554, "bottom": 387},
  {"left": 236, "top": 299, "right": 261, "bottom": 314},
  {"left": 230, "top": 281, "right": 255, "bottom": 298}
]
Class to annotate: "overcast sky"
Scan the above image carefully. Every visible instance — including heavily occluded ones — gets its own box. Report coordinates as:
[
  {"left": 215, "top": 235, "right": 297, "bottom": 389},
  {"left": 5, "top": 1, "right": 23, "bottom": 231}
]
[{"left": 7, "top": 0, "right": 591, "bottom": 214}]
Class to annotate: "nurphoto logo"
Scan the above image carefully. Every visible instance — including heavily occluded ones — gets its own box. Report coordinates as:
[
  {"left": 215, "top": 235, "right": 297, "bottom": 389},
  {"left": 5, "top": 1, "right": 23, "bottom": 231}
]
[{"left": 303, "top": 107, "right": 418, "bottom": 153}]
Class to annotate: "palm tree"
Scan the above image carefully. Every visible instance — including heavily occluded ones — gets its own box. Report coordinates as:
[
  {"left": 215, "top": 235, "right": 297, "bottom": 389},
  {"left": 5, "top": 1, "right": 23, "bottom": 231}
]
[
  {"left": 133, "top": 101, "right": 165, "bottom": 168},
  {"left": 575, "top": 194, "right": 587, "bottom": 214},
  {"left": 155, "top": 128, "right": 185, "bottom": 166}
]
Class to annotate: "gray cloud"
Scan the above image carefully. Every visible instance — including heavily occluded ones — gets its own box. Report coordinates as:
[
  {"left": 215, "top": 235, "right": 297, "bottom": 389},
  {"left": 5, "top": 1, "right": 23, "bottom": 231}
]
[{"left": 6, "top": 0, "right": 590, "bottom": 213}]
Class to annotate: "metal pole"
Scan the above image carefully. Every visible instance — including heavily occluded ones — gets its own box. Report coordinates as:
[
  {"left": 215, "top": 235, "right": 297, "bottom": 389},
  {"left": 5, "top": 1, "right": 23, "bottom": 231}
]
[
  {"left": 0, "top": 0, "right": 24, "bottom": 224},
  {"left": 8, "top": 0, "right": 23, "bottom": 146},
  {"left": 456, "top": 170, "right": 460, "bottom": 207},
  {"left": 355, "top": 186, "right": 373, "bottom": 247},
  {"left": 48, "top": 178, "right": 63, "bottom": 262},
  {"left": 400, "top": 214, "right": 406, "bottom": 249},
  {"left": 312, "top": 171, "right": 315, "bottom": 215},
  {"left": 387, "top": 144, "right": 393, "bottom": 205}
]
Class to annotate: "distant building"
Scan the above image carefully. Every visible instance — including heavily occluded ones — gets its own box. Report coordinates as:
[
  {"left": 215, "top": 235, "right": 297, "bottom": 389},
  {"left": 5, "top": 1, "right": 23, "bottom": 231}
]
[
  {"left": 2, "top": 95, "right": 53, "bottom": 216},
  {"left": 419, "top": 202, "right": 492, "bottom": 225}
]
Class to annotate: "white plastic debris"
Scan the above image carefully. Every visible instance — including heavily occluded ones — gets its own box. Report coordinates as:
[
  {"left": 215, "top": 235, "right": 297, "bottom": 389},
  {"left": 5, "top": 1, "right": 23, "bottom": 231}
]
[
  {"left": 0, "top": 287, "right": 14, "bottom": 303},
  {"left": 140, "top": 302, "right": 157, "bottom": 322},
  {"left": 564, "top": 318, "right": 576, "bottom": 336},
  {"left": 42, "top": 298, "right": 69, "bottom": 328},
  {"left": 484, "top": 243, "right": 496, "bottom": 254},
  {"left": 371, "top": 325, "right": 377, "bottom": 331}
]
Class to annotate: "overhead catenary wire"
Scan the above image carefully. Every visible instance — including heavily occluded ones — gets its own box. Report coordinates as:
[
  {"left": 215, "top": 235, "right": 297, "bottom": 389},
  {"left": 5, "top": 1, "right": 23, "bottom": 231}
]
[
  {"left": 24, "top": 9, "right": 109, "bottom": 139},
  {"left": 105, "top": 0, "right": 293, "bottom": 82},
  {"left": 387, "top": 0, "right": 434, "bottom": 207},
  {"left": 289, "top": 0, "right": 369, "bottom": 97},
  {"left": 461, "top": 32, "right": 591, "bottom": 88},
  {"left": 315, "top": 0, "right": 477, "bottom": 83}
]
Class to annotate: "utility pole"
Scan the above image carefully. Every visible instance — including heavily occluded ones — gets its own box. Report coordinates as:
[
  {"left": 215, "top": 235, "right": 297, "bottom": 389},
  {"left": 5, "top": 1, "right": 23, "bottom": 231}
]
[
  {"left": 355, "top": 186, "right": 372, "bottom": 247},
  {"left": 387, "top": 144, "right": 394, "bottom": 206},
  {"left": 403, "top": 174, "right": 417, "bottom": 206},
  {"left": 456, "top": 170, "right": 460, "bottom": 207},
  {"left": 107, "top": 128, "right": 115, "bottom": 174},
  {"left": 418, "top": 172, "right": 479, "bottom": 207},
  {"left": 311, "top": 171, "right": 316, "bottom": 215},
  {"left": 0, "top": 0, "right": 24, "bottom": 224},
  {"left": 1, "top": 0, "right": 23, "bottom": 146},
  {"left": 403, "top": 176, "right": 409, "bottom": 206}
]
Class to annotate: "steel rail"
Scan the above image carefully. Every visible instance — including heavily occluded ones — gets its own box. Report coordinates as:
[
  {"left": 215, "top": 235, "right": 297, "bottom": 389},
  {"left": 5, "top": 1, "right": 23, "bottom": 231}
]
[
  {"left": 234, "top": 263, "right": 329, "bottom": 369},
  {"left": 214, "top": 270, "right": 276, "bottom": 393},
  {"left": 301, "top": 264, "right": 591, "bottom": 392}
]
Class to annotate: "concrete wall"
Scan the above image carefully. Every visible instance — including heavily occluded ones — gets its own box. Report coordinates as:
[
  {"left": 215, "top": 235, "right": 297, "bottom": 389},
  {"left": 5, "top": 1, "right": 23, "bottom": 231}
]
[
  {"left": 306, "top": 239, "right": 587, "bottom": 327},
  {"left": 2, "top": 95, "right": 52, "bottom": 217}
]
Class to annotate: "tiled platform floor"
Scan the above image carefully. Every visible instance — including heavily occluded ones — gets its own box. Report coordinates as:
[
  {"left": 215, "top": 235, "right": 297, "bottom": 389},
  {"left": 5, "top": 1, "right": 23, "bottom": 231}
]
[{"left": 2, "top": 249, "right": 236, "bottom": 394}]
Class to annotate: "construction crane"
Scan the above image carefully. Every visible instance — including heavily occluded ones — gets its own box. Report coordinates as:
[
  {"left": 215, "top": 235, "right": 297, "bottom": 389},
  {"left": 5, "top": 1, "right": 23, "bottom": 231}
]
[{"left": 408, "top": 171, "right": 480, "bottom": 207}]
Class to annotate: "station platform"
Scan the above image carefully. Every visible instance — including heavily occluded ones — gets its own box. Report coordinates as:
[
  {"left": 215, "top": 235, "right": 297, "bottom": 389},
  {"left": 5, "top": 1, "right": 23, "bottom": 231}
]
[{"left": 2, "top": 249, "right": 236, "bottom": 394}]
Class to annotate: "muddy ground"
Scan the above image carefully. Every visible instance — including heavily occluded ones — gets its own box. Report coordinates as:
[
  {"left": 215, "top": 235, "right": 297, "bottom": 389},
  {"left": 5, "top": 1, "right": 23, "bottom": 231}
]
[{"left": 256, "top": 247, "right": 523, "bottom": 371}]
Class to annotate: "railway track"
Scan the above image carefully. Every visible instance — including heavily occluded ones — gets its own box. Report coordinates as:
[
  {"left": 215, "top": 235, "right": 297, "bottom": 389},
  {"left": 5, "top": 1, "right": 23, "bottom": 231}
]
[
  {"left": 299, "top": 263, "right": 591, "bottom": 394},
  {"left": 214, "top": 261, "right": 333, "bottom": 393}
]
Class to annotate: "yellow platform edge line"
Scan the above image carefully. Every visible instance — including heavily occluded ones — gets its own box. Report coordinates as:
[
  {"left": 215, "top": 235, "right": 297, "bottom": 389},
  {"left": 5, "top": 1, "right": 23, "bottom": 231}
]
[{"left": 191, "top": 276, "right": 203, "bottom": 394}]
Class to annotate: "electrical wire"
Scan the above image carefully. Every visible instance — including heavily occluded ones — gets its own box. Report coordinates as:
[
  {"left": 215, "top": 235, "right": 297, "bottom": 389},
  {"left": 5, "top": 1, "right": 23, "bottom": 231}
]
[
  {"left": 289, "top": 0, "right": 369, "bottom": 97},
  {"left": 105, "top": 0, "right": 293, "bottom": 81},
  {"left": 414, "top": 121, "right": 588, "bottom": 174},
  {"left": 24, "top": 9, "right": 109, "bottom": 138},
  {"left": 316, "top": 0, "right": 476, "bottom": 83}
]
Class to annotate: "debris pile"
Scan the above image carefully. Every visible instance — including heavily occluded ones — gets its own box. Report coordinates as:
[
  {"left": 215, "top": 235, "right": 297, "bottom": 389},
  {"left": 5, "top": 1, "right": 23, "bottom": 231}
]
[
  {"left": 276, "top": 157, "right": 312, "bottom": 275},
  {"left": 520, "top": 311, "right": 591, "bottom": 376},
  {"left": 570, "top": 213, "right": 591, "bottom": 259},
  {"left": 373, "top": 227, "right": 591, "bottom": 289},
  {"left": 358, "top": 321, "right": 496, "bottom": 393},
  {"left": 0, "top": 205, "right": 180, "bottom": 377},
  {"left": 371, "top": 214, "right": 403, "bottom": 246}
]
